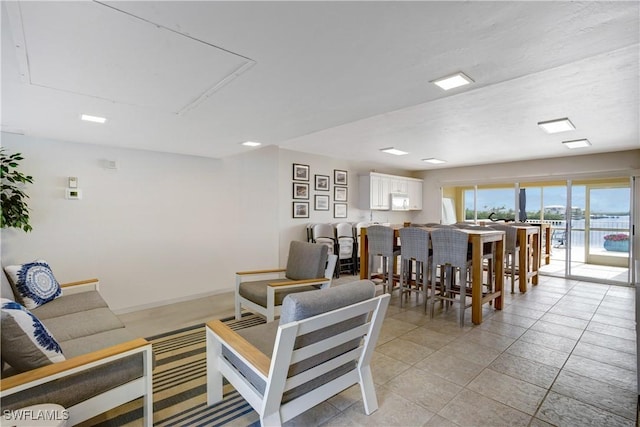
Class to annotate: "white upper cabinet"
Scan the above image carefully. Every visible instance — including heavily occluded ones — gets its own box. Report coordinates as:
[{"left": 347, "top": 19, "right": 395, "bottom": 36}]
[
  {"left": 407, "top": 179, "right": 423, "bottom": 210},
  {"left": 359, "top": 173, "right": 423, "bottom": 210}
]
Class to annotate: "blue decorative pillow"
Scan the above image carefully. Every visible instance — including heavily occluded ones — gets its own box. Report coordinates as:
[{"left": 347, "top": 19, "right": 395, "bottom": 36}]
[
  {"left": 4, "top": 260, "right": 62, "bottom": 309},
  {"left": 0, "top": 298, "right": 65, "bottom": 372}
]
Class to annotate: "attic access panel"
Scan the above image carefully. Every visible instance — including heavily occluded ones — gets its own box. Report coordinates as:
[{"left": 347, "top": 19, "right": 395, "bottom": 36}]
[{"left": 12, "top": 1, "right": 254, "bottom": 114}]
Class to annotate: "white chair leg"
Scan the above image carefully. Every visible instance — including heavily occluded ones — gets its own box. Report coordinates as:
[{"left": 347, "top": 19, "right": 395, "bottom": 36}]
[
  {"left": 359, "top": 365, "right": 379, "bottom": 415},
  {"left": 235, "top": 296, "right": 242, "bottom": 320},
  {"left": 266, "top": 288, "right": 276, "bottom": 323},
  {"left": 206, "top": 330, "right": 223, "bottom": 405},
  {"left": 261, "top": 411, "right": 283, "bottom": 427}
]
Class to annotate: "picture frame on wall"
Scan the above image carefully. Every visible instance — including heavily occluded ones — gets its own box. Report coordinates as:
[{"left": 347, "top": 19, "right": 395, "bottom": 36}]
[
  {"left": 333, "top": 203, "right": 347, "bottom": 218},
  {"left": 293, "top": 163, "right": 310, "bottom": 181},
  {"left": 334, "top": 169, "right": 348, "bottom": 186},
  {"left": 293, "top": 201, "right": 309, "bottom": 218},
  {"left": 314, "top": 195, "right": 329, "bottom": 211},
  {"left": 334, "top": 186, "right": 347, "bottom": 201},
  {"left": 292, "top": 182, "right": 309, "bottom": 199},
  {"left": 314, "top": 174, "right": 330, "bottom": 191}
]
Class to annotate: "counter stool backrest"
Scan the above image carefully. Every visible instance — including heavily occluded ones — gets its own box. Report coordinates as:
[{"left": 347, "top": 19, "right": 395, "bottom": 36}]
[
  {"left": 488, "top": 223, "right": 518, "bottom": 251},
  {"left": 430, "top": 228, "right": 469, "bottom": 268},
  {"left": 399, "top": 227, "right": 430, "bottom": 262}
]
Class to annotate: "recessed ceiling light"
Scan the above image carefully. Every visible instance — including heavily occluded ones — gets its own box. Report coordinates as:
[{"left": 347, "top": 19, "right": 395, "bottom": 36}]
[
  {"left": 431, "top": 72, "right": 474, "bottom": 90},
  {"left": 380, "top": 147, "right": 408, "bottom": 156},
  {"left": 422, "top": 158, "right": 446, "bottom": 164},
  {"left": 537, "top": 118, "right": 575, "bottom": 134},
  {"left": 80, "top": 114, "right": 107, "bottom": 124},
  {"left": 562, "top": 139, "right": 591, "bottom": 149},
  {"left": 241, "top": 141, "right": 261, "bottom": 147}
]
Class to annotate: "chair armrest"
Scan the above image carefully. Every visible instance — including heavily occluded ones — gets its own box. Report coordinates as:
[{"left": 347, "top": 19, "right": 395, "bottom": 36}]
[
  {"left": 267, "top": 277, "right": 329, "bottom": 288},
  {"left": 0, "top": 338, "right": 150, "bottom": 392},
  {"left": 236, "top": 268, "right": 286, "bottom": 276},
  {"left": 206, "top": 320, "right": 271, "bottom": 377},
  {"left": 60, "top": 278, "right": 100, "bottom": 294}
]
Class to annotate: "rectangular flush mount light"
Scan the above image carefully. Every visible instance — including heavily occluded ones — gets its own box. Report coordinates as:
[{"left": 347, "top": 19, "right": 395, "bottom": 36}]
[
  {"left": 537, "top": 118, "right": 575, "bottom": 134},
  {"left": 431, "top": 72, "right": 474, "bottom": 90},
  {"left": 380, "top": 147, "right": 408, "bottom": 156},
  {"left": 81, "top": 114, "right": 107, "bottom": 124},
  {"left": 562, "top": 139, "right": 591, "bottom": 149},
  {"left": 241, "top": 141, "right": 261, "bottom": 147},
  {"left": 422, "top": 158, "right": 446, "bottom": 164}
]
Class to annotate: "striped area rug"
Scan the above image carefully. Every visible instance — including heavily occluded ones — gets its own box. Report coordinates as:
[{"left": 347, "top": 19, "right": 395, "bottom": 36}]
[{"left": 80, "top": 314, "right": 266, "bottom": 427}]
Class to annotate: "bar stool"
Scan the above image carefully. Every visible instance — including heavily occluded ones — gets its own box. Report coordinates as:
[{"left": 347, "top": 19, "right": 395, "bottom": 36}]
[
  {"left": 367, "top": 225, "right": 401, "bottom": 294},
  {"left": 398, "top": 227, "right": 430, "bottom": 310},
  {"left": 488, "top": 223, "right": 519, "bottom": 293},
  {"left": 429, "top": 227, "right": 472, "bottom": 326}
]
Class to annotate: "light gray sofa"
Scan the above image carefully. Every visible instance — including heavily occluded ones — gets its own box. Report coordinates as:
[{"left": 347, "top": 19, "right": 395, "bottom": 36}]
[{"left": 1, "top": 278, "right": 153, "bottom": 426}]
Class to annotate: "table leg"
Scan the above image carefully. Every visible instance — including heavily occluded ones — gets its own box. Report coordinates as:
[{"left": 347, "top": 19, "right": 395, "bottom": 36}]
[
  {"left": 360, "top": 233, "right": 368, "bottom": 280},
  {"left": 471, "top": 234, "right": 483, "bottom": 325},
  {"left": 518, "top": 229, "right": 528, "bottom": 293},
  {"left": 544, "top": 225, "right": 551, "bottom": 265},
  {"left": 532, "top": 231, "right": 540, "bottom": 285},
  {"left": 494, "top": 237, "right": 504, "bottom": 310}
]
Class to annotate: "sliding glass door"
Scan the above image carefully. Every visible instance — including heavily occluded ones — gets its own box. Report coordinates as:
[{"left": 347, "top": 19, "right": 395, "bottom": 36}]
[{"left": 454, "top": 178, "right": 632, "bottom": 285}]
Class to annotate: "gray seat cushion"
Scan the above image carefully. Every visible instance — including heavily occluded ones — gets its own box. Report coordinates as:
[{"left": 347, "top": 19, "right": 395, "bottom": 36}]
[
  {"left": 238, "top": 280, "right": 318, "bottom": 307},
  {"left": 40, "top": 307, "right": 125, "bottom": 343},
  {"left": 31, "top": 291, "right": 108, "bottom": 320},
  {"left": 61, "top": 328, "right": 138, "bottom": 359}
]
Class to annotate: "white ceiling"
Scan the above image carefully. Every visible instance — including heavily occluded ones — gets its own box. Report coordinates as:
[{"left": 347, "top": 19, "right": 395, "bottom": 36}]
[{"left": 2, "top": 1, "right": 639, "bottom": 171}]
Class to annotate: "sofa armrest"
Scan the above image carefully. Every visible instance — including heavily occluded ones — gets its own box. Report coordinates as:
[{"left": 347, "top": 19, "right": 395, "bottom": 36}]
[
  {"left": 60, "top": 278, "right": 100, "bottom": 295},
  {"left": 0, "top": 338, "right": 150, "bottom": 393},
  {"left": 206, "top": 320, "right": 270, "bottom": 377}
]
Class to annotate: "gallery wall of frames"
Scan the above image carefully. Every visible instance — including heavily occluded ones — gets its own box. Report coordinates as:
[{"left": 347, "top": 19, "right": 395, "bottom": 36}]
[{"left": 291, "top": 163, "right": 348, "bottom": 219}]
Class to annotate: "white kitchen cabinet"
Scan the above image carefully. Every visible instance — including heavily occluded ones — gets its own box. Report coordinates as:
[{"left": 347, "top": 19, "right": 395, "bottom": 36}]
[
  {"left": 360, "top": 173, "right": 390, "bottom": 210},
  {"left": 407, "top": 178, "right": 423, "bottom": 210},
  {"left": 359, "top": 173, "right": 423, "bottom": 210}
]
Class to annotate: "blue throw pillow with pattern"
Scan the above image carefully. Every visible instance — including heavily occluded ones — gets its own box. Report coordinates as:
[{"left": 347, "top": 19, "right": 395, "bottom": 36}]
[
  {"left": 4, "top": 260, "right": 62, "bottom": 309},
  {"left": 1, "top": 298, "right": 65, "bottom": 372}
]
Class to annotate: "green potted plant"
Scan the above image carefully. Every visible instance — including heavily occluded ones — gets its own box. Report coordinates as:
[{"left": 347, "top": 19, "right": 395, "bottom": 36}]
[
  {"left": 1, "top": 149, "right": 34, "bottom": 232},
  {"left": 603, "top": 233, "right": 629, "bottom": 252}
]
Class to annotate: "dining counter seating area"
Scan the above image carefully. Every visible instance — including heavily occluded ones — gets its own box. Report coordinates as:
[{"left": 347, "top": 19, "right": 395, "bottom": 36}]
[{"left": 359, "top": 223, "right": 506, "bottom": 325}]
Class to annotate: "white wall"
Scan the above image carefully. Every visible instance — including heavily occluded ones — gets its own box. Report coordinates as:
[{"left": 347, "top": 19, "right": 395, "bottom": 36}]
[
  {"left": 276, "top": 148, "right": 417, "bottom": 262},
  {"left": 0, "top": 132, "right": 430, "bottom": 311},
  {"left": 413, "top": 150, "right": 640, "bottom": 224},
  {"left": 1, "top": 133, "right": 279, "bottom": 312}
]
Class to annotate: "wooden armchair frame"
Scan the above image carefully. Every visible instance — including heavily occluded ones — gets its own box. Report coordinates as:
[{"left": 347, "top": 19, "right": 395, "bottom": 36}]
[
  {"left": 207, "top": 291, "right": 390, "bottom": 426},
  {"left": 235, "top": 254, "right": 337, "bottom": 322},
  {"left": 0, "top": 279, "right": 154, "bottom": 427}
]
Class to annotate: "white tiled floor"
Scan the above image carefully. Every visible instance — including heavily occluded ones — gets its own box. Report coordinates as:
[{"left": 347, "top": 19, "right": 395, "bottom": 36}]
[{"left": 119, "top": 274, "right": 638, "bottom": 427}]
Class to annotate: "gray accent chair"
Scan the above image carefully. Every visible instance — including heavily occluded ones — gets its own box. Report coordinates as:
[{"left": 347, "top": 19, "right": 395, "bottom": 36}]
[
  {"left": 207, "top": 280, "right": 390, "bottom": 426},
  {"left": 235, "top": 241, "right": 338, "bottom": 322}
]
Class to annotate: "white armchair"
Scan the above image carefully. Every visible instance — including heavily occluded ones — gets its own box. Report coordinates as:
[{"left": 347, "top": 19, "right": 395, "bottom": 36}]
[
  {"left": 235, "top": 241, "right": 337, "bottom": 322},
  {"left": 207, "top": 280, "right": 390, "bottom": 426}
]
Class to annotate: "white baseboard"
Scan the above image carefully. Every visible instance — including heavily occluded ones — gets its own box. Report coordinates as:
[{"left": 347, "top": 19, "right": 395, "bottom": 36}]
[{"left": 113, "top": 287, "right": 234, "bottom": 315}]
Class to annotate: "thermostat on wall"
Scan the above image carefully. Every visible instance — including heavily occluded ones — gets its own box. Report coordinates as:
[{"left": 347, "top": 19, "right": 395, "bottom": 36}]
[{"left": 65, "top": 188, "right": 82, "bottom": 200}]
